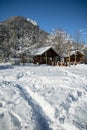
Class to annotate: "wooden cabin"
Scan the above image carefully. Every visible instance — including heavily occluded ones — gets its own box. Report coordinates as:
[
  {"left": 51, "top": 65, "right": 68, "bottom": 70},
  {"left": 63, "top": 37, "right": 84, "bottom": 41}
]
[
  {"left": 64, "top": 50, "right": 84, "bottom": 64},
  {"left": 33, "top": 46, "right": 60, "bottom": 65}
]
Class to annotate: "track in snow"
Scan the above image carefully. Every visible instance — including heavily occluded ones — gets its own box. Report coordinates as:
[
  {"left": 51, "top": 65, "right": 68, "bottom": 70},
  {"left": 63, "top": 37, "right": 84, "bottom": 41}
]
[{"left": 16, "top": 84, "right": 53, "bottom": 130}]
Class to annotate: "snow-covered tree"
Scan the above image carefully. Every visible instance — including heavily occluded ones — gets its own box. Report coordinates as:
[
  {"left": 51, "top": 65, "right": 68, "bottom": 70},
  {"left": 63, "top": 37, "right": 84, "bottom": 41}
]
[
  {"left": 73, "top": 31, "right": 83, "bottom": 50},
  {"left": 50, "top": 28, "right": 72, "bottom": 55}
]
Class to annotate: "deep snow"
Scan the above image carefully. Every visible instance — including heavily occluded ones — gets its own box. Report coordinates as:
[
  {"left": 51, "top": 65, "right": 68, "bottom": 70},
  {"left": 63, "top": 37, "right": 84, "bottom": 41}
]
[{"left": 0, "top": 63, "right": 87, "bottom": 130}]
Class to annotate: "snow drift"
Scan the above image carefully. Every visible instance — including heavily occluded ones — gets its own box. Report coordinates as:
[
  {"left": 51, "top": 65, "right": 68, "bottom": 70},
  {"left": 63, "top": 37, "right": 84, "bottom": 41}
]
[{"left": 0, "top": 63, "right": 87, "bottom": 130}]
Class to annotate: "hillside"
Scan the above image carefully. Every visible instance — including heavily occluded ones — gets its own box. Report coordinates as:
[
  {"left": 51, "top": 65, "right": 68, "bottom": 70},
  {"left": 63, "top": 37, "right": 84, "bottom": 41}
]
[
  {"left": 0, "top": 16, "right": 49, "bottom": 61},
  {"left": 0, "top": 16, "right": 86, "bottom": 63}
]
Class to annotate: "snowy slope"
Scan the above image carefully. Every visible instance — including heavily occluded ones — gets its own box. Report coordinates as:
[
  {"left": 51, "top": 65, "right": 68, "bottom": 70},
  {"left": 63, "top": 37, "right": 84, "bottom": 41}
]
[{"left": 0, "top": 64, "right": 87, "bottom": 130}]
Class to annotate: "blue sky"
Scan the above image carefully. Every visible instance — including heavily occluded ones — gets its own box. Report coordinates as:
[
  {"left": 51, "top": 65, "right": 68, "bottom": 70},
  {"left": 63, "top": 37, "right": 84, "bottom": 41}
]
[{"left": 0, "top": 0, "right": 87, "bottom": 43}]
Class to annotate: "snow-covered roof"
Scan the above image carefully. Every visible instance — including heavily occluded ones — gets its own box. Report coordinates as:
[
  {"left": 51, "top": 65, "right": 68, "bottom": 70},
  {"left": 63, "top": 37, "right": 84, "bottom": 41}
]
[
  {"left": 34, "top": 46, "right": 57, "bottom": 56},
  {"left": 63, "top": 50, "right": 84, "bottom": 57}
]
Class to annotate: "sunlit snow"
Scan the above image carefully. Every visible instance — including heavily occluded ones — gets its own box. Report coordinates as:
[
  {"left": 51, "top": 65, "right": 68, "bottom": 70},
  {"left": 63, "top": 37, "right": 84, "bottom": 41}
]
[
  {"left": 0, "top": 63, "right": 87, "bottom": 130},
  {"left": 27, "top": 18, "right": 37, "bottom": 26}
]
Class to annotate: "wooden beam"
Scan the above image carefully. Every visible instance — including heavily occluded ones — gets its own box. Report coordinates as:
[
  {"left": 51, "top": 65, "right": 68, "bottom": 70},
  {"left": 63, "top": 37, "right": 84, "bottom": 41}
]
[
  {"left": 45, "top": 52, "right": 47, "bottom": 64},
  {"left": 68, "top": 45, "right": 71, "bottom": 65},
  {"left": 75, "top": 51, "right": 77, "bottom": 64}
]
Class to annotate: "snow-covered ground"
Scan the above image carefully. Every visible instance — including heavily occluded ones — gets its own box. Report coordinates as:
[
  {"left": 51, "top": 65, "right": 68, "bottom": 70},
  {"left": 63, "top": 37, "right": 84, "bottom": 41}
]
[{"left": 0, "top": 63, "right": 87, "bottom": 130}]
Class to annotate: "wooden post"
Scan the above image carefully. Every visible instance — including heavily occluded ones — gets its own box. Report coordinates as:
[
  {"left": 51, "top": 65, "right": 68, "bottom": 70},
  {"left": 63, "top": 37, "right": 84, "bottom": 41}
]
[
  {"left": 69, "top": 50, "right": 70, "bottom": 65},
  {"left": 45, "top": 52, "right": 47, "bottom": 64},
  {"left": 75, "top": 51, "right": 77, "bottom": 64},
  {"left": 68, "top": 43, "right": 71, "bottom": 66}
]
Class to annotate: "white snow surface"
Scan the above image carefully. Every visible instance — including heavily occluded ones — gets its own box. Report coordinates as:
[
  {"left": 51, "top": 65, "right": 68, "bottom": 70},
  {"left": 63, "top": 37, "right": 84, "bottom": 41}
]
[
  {"left": 0, "top": 63, "right": 87, "bottom": 130},
  {"left": 34, "top": 46, "right": 54, "bottom": 56},
  {"left": 27, "top": 18, "right": 37, "bottom": 26}
]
